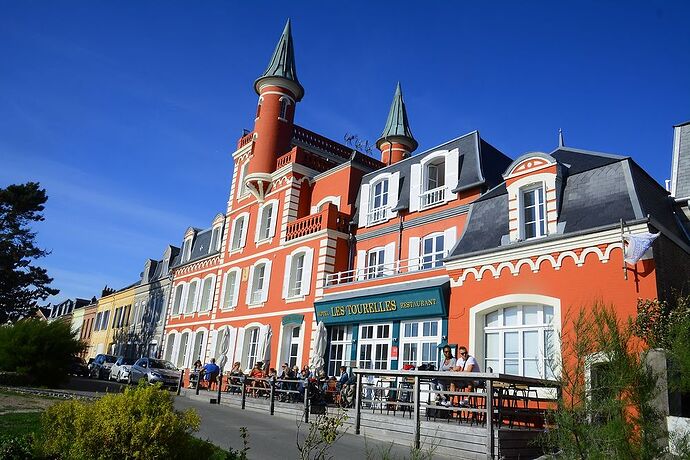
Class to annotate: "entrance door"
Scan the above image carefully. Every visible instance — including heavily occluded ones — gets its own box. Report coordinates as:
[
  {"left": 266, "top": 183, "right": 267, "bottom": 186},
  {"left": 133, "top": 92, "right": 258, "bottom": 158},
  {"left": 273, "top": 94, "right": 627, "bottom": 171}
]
[{"left": 357, "top": 323, "right": 392, "bottom": 370}]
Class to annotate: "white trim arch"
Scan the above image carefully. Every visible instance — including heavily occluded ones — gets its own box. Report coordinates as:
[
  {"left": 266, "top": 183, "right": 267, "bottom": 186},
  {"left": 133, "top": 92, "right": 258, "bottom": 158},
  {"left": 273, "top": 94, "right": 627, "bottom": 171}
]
[
  {"left": 246, "top": 258, "right": 272, "bottom": 306},
  {"left": 283, "top": 246, "right": 314, "bottom": 299},
  {"left": 230, "top": 212, "right": 250, "bottom": 252},
  {"left": 189, "top": 327, "right": 209, "bottom": 366},
  {"left": 312, "top": 196, "right": 341, "bottom": 214},
  {"left": 468, "top": 294, "right": 562, "bottom": 378},
  {"left": 255, "top": 199, "right": 279, "bottom": 243},
  {"left": 198, "top": 274, "right": 216, "bottom": 313},
  {"left": 184, "top": 278, "right": 201, "bottom": 315},
  {"left": 164, "top": 331, "right": 178, "bottom": 363},
  {"left": 171, "top": 282, "right": 186, "bottom": 316}
]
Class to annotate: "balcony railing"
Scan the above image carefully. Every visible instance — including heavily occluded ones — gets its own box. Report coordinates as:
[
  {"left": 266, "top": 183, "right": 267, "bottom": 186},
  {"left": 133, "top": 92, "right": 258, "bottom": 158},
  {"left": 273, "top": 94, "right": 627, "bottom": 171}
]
[
  {"left": 325, "top": 255, "right": 445, "bottom": 287},
  {"left": 420, "top": 186, "right": 447, "bottom": 209},
  {"left": 367, "top": 206, "right": 390, "bottom": 225},
  {"left": 276, "top": 147, "right": 335, "bottom": 173},
  {"left": 293, "top": 125, "right": 353, "bottom": 160},
  {"left": 285, "top": 204, "right": 350, "bottom": 242},
  {"left": 237, "top": 131, "right": 254, "bottom": 149}
]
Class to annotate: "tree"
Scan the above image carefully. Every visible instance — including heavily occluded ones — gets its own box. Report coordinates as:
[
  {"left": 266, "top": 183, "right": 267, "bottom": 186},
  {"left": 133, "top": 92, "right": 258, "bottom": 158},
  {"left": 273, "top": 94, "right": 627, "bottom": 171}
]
[{"left": 0, "top": 182, "right": 58, "bottom": 323}]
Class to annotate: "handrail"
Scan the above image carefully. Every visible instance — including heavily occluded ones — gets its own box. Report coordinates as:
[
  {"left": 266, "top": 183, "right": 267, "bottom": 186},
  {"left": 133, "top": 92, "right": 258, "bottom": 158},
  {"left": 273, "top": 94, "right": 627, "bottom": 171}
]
[
  {"left": 285, "top": 204, "right": 350, "bottom": 242},
  {"left": 324, "top": 255, "right": 445, "bottom": 287},
  {"left": 353, "top": 368, "right": 560, "bottom": 388}
]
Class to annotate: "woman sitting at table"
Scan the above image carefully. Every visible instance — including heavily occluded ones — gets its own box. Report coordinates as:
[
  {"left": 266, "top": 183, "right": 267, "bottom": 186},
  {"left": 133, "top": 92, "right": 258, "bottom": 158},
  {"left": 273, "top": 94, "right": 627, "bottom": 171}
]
[
  {"left": 435, "top": 346, "right": 456, "bottom": 407},
  {"left": 249, "top": 361, "right": 266, "bottom": 397}
]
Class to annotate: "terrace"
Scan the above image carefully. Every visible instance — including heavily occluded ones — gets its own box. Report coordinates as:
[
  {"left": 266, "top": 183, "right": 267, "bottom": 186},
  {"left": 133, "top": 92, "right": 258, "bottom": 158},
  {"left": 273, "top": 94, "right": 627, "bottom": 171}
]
[{"left": 284, "top": 203, "right": 349, "bottom": 242}]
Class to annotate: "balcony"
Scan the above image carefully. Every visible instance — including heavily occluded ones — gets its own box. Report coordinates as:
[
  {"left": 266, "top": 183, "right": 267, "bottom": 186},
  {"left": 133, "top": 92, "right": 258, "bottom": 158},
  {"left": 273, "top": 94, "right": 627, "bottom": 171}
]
[
  {"left": 276, "top": 147, "right": 335, "bottom": 173},
  {"left": 237, "top": 131, "right": 254, "bottom": 149},
  {"left": 284, "top": 203, "right": 350, "bottom": 242},
  {"left": 420, "top": 186, "right": 447, "bottom": 209},
  {"left": 367, "top": 206, "right": 390, "bottom": 226},
  {"left": 324, "top": 255, "right": 445, "bottom": 287}
]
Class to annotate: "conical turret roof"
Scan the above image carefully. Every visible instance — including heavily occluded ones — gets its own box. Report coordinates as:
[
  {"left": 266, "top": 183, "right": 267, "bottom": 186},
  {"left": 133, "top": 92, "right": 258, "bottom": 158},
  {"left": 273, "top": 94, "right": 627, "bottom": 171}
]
[
  {"left": 254, "top": 19, "right": 304, "bottom": 101},
  {"left": 376, "top": 82, "right": 417, "bottom": 151}
]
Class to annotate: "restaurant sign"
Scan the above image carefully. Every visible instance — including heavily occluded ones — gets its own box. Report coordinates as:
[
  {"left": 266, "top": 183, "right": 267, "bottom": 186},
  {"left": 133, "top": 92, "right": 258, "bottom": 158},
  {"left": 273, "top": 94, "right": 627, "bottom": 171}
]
[{"left": 314, "top": 285, "right": 447, "bottom": 325}]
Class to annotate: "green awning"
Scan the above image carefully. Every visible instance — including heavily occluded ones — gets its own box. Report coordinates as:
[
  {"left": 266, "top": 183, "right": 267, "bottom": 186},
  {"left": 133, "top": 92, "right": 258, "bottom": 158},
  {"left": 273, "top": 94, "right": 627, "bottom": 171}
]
[{"left": 282, "top": 314, "right": 304, "bottom": 326}]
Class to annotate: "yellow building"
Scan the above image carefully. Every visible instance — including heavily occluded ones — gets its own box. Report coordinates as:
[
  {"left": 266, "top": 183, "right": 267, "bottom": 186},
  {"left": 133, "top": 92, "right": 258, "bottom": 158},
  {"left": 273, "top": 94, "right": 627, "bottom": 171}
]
[{"left": 88, "top": 283, "right": 137, "bottom": 358}]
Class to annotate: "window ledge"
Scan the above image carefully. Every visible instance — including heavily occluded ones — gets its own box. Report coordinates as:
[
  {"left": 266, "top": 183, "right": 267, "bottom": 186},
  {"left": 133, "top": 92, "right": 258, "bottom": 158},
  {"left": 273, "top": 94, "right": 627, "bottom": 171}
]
[
  {"left": 255, "top": 238, "right": 273, "bottom": 247},
  {"left": 220, "top": 306, "right": 237, "bottom": 313},
  {"left": 248, "top": 302, "right": 265, "bottom": 309},
  {"left": 285, "top": 295, "right": 306, "bottom": 303},
  {"left": 229, "top": 247, "right": 244, "bottom": 256}
]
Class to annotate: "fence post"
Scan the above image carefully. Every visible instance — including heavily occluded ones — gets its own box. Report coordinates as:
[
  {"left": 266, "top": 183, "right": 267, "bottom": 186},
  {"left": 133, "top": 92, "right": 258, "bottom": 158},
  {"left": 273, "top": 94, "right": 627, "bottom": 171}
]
[
  {"left": 485, "top": 378, "right": 494, "bottom": 459},
  {"left": 216, "top": 370, "right": 223, "bottom": 404},
  {"left": 303, "top": 381, "right": 310, "bottom": 423},
  {"left": 195, "top": 371, "right": 201, "bottom": 396},
  {"left": 241, "top": 376, "right": 246, "bottom": 410},
  {"left": 355, "top": 373, "right": 362, "bottom": 435},
  {"left": 413, "top": 375, "right": 420, "bottom": 450},
  {"left": 269, "top": 377, "right": 275, "bottom": 415}
]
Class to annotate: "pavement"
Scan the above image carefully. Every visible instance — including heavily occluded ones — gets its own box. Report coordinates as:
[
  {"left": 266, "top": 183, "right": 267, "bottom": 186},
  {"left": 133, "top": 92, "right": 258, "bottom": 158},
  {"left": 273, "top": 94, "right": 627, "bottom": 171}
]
[{"left": 173, "top": 396, "right": 424, "bottom": 459}]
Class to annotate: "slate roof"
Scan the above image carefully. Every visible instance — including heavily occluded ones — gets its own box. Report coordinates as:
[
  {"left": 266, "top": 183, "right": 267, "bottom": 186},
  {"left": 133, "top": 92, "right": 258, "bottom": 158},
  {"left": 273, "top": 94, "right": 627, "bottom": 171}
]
[
  {"left": 355, "top": 131, "right": 512, "bottom": 218},
  {"left": 376, "top": 82, "right": 417, "bottom": 150},
  {"left": 673, "top": 122, "right": 690, "bottom": 199},
  {"left": 254, "top": 19, "right": 304, "bottom": 101},
  {"left": 171, "top": 226, "right": 220, "bottom": 268},
  {"left": 449, "top": 147, "right": 690, "bottom": 259}
]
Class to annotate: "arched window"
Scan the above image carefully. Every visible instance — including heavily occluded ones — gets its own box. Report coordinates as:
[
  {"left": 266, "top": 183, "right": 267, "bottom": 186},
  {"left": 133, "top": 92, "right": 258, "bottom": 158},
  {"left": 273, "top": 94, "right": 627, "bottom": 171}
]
[
  {"left": 245, "top": 327, "right": 260, "bottom": 369},
  {"left": 230, "top": 213, "right": 249, "bottom": 251},
  {"left": 221, "top": 269, "right": 240, "bottom": 310},
  {"left": 283, "top": 248, "right": 313, "bottom": 299},
  {"left": 214, "top": 327, "right": 229, "bottom": 361},
  {"left": 191, "top": 330, "right": 205, "bottom": 364},
  {"left": 256, "top": 97, "right": 263, "bottom": 119},
  {"left": 164, "top": 333, "right": 176, "bottom": 362},
  {"left": 483, "top": 304, "right": 556, "bottom": 378},
  {"left": 247, "top": 260, "right": 271, "bottom": 306},
  {"left": 279, "top": 97, "right": 289, "bottom": 120},
  {"left": 256, "top": 201, "right": 277, "bottom": 242}
]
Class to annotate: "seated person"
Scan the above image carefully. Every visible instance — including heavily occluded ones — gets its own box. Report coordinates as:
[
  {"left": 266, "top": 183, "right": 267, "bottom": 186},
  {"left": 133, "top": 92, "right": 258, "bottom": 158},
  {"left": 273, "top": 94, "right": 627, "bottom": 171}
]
[
  {"left": 189, "top": 359, "right": 203, "bottom": 388},
  {"left": 452, "top": 346, "right": 481, "bottom": 407},
  {"left": 202, "top": 358, "right": 220, "bottom": 389},
  {"left": 323, "top": 377, "right": 338, "bottom": 404},
  {"left": 336, "top": 366, "right": 349, "bottom": 390},
  {"left": 249, "top": 362, "right": 266, "bottom": 396},
  {"left": 435, "top": 346, "right": 456, "bottom": 407},
  {"left": 227, "top": 361, "right": 243, "bottom": 393},
  {"left": 278, "top": 363, "right": 295, "bottom": 401}
]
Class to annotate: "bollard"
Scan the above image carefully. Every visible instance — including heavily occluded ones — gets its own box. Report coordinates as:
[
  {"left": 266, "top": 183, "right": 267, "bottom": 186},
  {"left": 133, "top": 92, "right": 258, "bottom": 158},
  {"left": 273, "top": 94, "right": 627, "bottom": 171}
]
[
  {"left": 303, "top": 381, "right": 310, "bottom": 423},
  {"left": 195, "top": 372, "right": 201, "bottom": 396},
  {"left": 217, "top": 370, "right": 223, "bottom": 404},
  {"left": 176, "top": 372, "right": 184, "bottom": 396},
  {"left": 355, "top": 373, "right": 362, "bottom": 435},
  {"left": 241, "top": 375, "right": 246, "bottom": 410},
  {"left": 269, "top": 376, "right": 275, "bottom": 415}
]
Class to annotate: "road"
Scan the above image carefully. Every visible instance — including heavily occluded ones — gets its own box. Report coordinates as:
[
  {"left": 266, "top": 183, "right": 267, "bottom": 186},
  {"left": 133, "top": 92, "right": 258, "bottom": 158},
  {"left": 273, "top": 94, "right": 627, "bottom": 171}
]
[{"left": 173, "top": 396, "right": 424, "bottom": 459}]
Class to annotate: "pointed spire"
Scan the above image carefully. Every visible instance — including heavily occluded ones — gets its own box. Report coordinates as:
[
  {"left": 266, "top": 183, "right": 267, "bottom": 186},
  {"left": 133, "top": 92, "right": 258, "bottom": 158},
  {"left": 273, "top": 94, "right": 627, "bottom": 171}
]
[
  {"left": 254, "top": 19, "right": 304, "bottom": 101},
  {"left": 558, "top": 129, "right": 565, "bottom": 148},
  {"left": 376, "top": 82, "right": 418, "bottom": 151}
]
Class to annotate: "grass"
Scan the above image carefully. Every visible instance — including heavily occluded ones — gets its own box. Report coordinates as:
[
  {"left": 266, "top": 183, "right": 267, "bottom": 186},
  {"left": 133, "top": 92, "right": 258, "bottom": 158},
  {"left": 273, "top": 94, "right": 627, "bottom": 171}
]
[{"left": 0, "top": 412, "right": 42, "bottom": 438}]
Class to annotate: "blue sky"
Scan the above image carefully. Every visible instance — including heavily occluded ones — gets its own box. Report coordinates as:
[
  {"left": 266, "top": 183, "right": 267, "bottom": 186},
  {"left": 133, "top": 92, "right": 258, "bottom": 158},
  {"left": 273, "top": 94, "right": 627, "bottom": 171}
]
[{"left": 1, "top": 1, "right": 689, "bottom": 303}]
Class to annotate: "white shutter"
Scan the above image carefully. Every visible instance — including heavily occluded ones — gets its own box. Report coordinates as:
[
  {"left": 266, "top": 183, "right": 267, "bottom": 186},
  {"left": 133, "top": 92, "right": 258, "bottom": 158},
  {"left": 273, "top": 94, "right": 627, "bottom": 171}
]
[
  {"left": 446, "top": 149, "right": 459, "bottom": 197},
  {"left": 384, "top": 242, "right": 396, "bottom": 275},
  {"left": 240, "top": 215, "right": 249, "bottom": 248},
  {"left": 282, "top": 254, "right": 293, "bottom": 299},
  {"left": 254, "top": 207, "right": 262, "bottom": 243},
  {"left": 408, "top": 237, "right": 420, "bottom": 272},
  {"left": 358, "top": 184, "right": 370, "bottom": 227},
  {"left": 261, "top": 261, "right": 272, "bottom": 303},
  {"left": 269, "top": 203, "right": 278, "bottom": 238},
  {"left": 258, "top": 325, "right": 269, "bottom": 359},
  {"left": 443, "top": 226, "right": 457, "bottom": 256},
  {"left": 356, "top": 249, "right": 366, "bottom": 281},
  {"left": 226, "top": 326, "right": 238, "bottom": 365},
  {"left": 410, "top": 164, "right": 421, "bottom": 212},
  {"left": 245, "top": 266, "right": 254, "bottom": 305},
  {"left": 234, "top": 327, "right": 246, "bottom": 370},
  {"left": 301, "top": 248, "right": 314, "bottom": 296},
  {"left": 388, "top": 172, "right": 400, "bottom": 218},
  {"left": 232, "top": 271, "right": 241, "bottom": 308}
]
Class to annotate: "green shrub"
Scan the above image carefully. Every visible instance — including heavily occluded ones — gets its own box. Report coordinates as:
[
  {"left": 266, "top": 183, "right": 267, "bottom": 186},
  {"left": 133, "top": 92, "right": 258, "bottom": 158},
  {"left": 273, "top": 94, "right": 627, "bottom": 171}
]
[
  {"left": 0, "top": 319, "right": 85, "bottom": 386},
  {"left": 0, "top": 435, "right": 35, "bottom": 460},
  {"left": 39, "top": 383, "right": 202, "bottom": 459}
]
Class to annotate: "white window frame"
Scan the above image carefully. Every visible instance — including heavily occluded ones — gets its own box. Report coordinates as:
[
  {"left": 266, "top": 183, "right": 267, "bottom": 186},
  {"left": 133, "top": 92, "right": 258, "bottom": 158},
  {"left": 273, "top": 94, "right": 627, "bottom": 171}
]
[
  {"left": 210, "top": 225, "right": 222, "bottom": 253},
  {"left": 238, "top": 162, "right": 250, "bottom": 199},
  {"left": 230, "top": 212, "right": 250, "bottom": 252},
  {"left": 400, "top": 318, "right": 442, "bottom": 368},
  {"left": 520, "top": 183, "right": 547, "bottom": 240},
  {"left": 278, "top": 96, "right": 291, "bottom": 121},
  {"left": 365, "top": 247, "right": 386, "bottom": 279},
  {"left": 191, "top": 329, "right": 206, "bottom": 365},
  {"left": 164, "top": 332, "right": 177, "bottom": 362},
  {"left": 283, "top": 247, "right": 314, "bottom": 299},
  {"left": 220, "top": 268, "right": 241, "bottom": 310},
  {"left": 176, "top": 331, "right": 190, "bottom": 368},
  {"left": 246, "top": 259, "right": 272, "bottom": 306},
  {"left": 420, "top": 233, "right": 445, "bottom": 270},
  {"left": 198, "top": 275, "right": 215, "bottom": 313},
  {"left": 256, "top": 96, "right": 263, "bottom": 119},
  {"left": 184, "top": 279, "right": 199, "bottom": 315},
  {"left": 421, "top": 157, "right": 447, "bottom": 209},
  {"left": 482, "top": 304, "right": 556, "bottom": 379},
  {"left": 255, "top": 200, "right": 278, "bottom": 243},
  {"left": 358, "top": 323, "right": 392, "bottom": 370},
  {"left": 368, "top": 178, "right": 389, "bottom": 225},
  {"left": 182, "top": 237, "right": 193, "bottom": 263},
  {"left": 327, "top": 326, "right": 352, "bottom": 377},
  {"left": 244, "top": 327, "right": 261, "bottom": 370}
]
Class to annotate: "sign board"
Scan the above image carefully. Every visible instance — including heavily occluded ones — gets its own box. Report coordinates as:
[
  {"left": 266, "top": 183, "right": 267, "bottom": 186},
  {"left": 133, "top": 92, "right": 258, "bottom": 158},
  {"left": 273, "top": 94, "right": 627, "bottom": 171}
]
[{"left": 314, "top": 284, "right": 447, "bottom": 325}]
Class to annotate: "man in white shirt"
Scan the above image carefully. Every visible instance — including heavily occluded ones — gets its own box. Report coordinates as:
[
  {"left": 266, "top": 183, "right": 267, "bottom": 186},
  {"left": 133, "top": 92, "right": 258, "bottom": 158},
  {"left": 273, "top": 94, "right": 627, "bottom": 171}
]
[{"left": 453, "top": 346, "right": 480, "bottom": 407}]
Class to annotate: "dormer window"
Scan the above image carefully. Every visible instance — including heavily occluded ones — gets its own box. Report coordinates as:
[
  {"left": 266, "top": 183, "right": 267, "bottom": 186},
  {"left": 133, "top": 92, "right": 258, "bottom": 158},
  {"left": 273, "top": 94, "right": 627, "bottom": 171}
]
[
  {"left": 521, "top": 184, "right": 547, "bottom": 239},
  {"left": 182, "top": 237, "right": 193, "bottom": 263},
  {"left": 422, "top": 159, "right": 446, "bottom": 208},
  {"left": 210, "top": 226, "right": 222, "bottom": 253},
  {"left": 369, "top": 179, "right": 389, "bottom": 224}
]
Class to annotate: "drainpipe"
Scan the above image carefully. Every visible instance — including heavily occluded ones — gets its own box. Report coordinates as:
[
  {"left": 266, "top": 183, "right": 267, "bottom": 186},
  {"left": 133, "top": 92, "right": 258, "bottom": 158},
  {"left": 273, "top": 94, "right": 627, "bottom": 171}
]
[{"left": 398, "top": 215, "right": 404, "bottom": 273}]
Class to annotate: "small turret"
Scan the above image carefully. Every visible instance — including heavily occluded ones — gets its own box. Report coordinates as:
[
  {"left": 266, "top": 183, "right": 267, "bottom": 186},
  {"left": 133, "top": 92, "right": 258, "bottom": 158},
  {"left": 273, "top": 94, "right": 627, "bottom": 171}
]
[
  {"left": 376, "top": 82, "right": 417, "bottom": 166},
  {"left": 245, "top": 19, "right": 304, "bottom": 202}
]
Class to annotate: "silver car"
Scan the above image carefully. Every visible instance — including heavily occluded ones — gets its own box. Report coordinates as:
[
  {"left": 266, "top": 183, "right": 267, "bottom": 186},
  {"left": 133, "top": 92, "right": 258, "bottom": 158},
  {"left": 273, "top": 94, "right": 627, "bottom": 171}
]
[
  {"left": 109, "top": 356, "right": 138, "bottom": 382},
  {"left": 128, "top": 358, "right": 181, "bottom": 389}
]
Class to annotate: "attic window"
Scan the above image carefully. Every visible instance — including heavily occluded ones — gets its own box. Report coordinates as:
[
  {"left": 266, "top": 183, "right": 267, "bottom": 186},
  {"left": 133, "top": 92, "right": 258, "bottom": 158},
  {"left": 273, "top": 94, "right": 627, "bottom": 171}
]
[
  {"left": 422, "top": 158, "right": 446, "bottom": 208},
  {"left": 521, "top": 184, "right": 547, "bottom": 239}
]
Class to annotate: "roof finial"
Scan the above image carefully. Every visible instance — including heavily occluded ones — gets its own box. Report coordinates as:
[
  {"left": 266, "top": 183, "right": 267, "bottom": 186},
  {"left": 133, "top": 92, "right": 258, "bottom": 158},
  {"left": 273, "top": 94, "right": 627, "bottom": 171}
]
[{"left": 558, "top": 129, "right": 565, "bottom": 148}]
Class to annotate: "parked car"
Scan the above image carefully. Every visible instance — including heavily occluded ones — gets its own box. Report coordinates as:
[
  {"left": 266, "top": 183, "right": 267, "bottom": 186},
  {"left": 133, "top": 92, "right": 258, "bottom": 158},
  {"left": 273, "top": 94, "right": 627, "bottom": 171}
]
[
  {"left": 89, "top": 354, "right": 118, "bottom": 379},
  {"left": 128, "top": 358, "right": 181, "bottom": 389},
  {"left": 109, "top": 356, "right": 138, "bottom": 382},
  {"left": 69, "top": 356, "right": 89, "bottom": 377}
]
